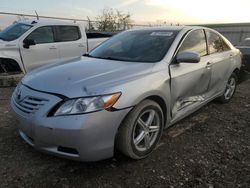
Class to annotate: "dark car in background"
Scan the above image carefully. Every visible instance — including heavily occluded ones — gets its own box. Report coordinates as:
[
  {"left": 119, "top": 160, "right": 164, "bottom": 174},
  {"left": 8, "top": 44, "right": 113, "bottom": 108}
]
[{"left": 236, "top": 38, "right": 250, "bottom": 73}]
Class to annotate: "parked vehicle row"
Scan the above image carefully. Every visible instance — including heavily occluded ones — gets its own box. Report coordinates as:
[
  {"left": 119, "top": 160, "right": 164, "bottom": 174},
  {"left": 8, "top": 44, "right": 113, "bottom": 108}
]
[
  {"left": 0, "top": 20, "right": 109, "bottom": 74},
  {"left": 11, "top": 26, "right": 242, "bottom": 161}
]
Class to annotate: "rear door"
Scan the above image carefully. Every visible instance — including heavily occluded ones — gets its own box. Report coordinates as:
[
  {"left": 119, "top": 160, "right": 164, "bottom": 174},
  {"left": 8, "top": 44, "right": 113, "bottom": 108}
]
[
  {"left": 20, "top": 26, "right": 59, "bottom": 71},
  {"left": 54, "top": 25, "right": 87, "bottom": 61},
  {"left": 205, "top": 30, "right": 233, "bottom": 95},
  {"left": 170, "top": 29, "right": 211, "bottom": 119}
]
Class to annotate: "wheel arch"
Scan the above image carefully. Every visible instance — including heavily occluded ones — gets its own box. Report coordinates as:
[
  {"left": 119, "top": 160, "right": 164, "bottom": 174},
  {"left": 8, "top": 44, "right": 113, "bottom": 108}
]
[
  {"left": 144, "top": 95, "right": 168, "bottom": 127},
  {"left": 232, "top": 68, "right": 240, "bottom": 83},
  {"left": 114, "top": 94, "right": 169, "bottom": 143},
  {"left": 121, "top": 94, "right": 169, "bottom": 128},
  {"left": 0, "top": 58, "right": 23, "bottom": 74},
  {"left": 233, "top": 68, "right": 240, "bottom": 76},
  {"left": 114, "top": 95, "right": 168, "bottom": 159}
]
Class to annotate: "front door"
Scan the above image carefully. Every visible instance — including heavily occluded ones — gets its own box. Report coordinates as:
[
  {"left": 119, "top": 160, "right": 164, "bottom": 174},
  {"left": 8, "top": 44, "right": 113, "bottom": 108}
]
[
  {"left": 170, "top": 29, "right": 211, "bottom": 119},
  {"left": 20, "top": 26, "right": 59, "bottom": 72}
]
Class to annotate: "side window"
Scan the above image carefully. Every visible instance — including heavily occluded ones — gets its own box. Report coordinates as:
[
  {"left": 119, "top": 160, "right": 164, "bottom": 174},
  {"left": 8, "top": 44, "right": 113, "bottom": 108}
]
[
  {"left": 26, "top": 26, "right": 54, "bottom": 44},
  {"left": 178, "top": 29, "right": 207, "bottom": 57},
  {"left": 56, "top": 26, "right": 81, "bottom": 42},
  {"left": 206, "top": 31, "right": 230, "bottom": 54}
]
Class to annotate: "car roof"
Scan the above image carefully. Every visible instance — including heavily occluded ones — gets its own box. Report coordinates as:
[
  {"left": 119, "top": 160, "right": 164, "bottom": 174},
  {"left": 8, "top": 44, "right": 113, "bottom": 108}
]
[
  {"left": 17, "top": 19, "right": 78, "bottom": 26},
  {"left": 127, "top": 25, "right": 208, "bottom": 32}
]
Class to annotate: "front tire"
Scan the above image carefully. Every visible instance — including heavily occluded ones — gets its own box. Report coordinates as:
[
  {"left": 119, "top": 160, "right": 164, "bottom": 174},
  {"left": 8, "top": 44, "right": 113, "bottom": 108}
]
[
  {"left": 217, "top": 73, "right": 238, "bottom": 103},
  {"left": 116, "top": 100, "right": 164, "bottom": 160}
]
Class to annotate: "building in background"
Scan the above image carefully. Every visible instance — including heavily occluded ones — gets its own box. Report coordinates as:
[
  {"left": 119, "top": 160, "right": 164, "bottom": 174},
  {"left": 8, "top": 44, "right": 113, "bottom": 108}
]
[{"left": 201, "top": 23, "right": 250, "bottom": 46}]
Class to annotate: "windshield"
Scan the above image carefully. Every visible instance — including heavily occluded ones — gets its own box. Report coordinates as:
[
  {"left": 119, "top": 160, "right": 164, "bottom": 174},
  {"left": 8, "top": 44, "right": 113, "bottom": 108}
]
[
  {"left": 0, "top": 23, "right": 33, "bottom": 41},
  {"left": 89, "top": 30, "right": 179, "bottom": 62}
]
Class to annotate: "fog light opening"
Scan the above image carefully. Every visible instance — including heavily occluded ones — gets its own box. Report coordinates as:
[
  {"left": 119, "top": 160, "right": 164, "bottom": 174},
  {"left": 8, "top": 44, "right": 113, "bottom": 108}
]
[{"left": 57, "top": 146, "right": 79, "bottom": 155}]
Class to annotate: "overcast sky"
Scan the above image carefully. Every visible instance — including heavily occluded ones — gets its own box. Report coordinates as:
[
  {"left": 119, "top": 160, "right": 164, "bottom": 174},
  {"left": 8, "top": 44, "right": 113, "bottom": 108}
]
[{"left": 1, "top": 0, "right": 250, "bottom": 27}]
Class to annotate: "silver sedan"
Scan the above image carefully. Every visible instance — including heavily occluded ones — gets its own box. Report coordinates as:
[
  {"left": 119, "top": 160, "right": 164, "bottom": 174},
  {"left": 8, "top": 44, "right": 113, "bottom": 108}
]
[{"left": 11, "top": 26, "right": 241, "bottom": 161}]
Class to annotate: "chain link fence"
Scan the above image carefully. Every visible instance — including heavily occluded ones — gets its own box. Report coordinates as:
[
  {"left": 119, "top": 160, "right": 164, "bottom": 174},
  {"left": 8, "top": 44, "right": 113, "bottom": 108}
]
[
  {"left": 2, "top": 12, "right": 250, "bottom": 45},
  {"left": 0, "top": 11, "right": 158, "bottom": 32}
]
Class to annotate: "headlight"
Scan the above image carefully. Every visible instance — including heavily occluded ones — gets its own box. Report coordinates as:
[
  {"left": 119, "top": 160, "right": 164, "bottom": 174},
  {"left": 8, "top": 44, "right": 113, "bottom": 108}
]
[{"left": 51, "top": 93, "right": 121, "bottom": 116}]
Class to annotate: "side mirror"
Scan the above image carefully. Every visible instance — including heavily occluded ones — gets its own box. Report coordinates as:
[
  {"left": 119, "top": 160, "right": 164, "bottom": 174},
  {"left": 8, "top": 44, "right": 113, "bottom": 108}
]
[
  {"left": 176, "top": 52, "right": 200, "bottom": 63},
  {"left": 23, "top": 39, "right": 36, "bottom": 49}
]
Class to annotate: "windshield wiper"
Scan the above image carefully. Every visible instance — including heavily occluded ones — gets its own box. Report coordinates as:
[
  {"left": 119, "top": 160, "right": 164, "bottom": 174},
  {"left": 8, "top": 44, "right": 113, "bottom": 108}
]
[
  {"left": 83, "top": 54, "right": 130, "bottom": 61},
  {"left": 94, "top": 56, "right": 129, "bottom": 61}
]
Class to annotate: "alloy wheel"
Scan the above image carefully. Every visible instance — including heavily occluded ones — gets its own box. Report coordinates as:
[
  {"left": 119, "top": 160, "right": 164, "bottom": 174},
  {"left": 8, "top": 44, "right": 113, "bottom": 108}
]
[
  {"left": 224, "top": 77, "right": 236, "bottom": 100},
  {"left": 132, "top": 109, "right": 161, "bottom": 152}
]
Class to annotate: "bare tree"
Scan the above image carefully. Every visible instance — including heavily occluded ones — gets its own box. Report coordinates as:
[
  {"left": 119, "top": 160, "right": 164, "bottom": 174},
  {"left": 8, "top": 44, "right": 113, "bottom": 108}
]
[
  {"left": 86, "top": 16, "right": 96, "bottom": 31},
  {"left": 116, "top": 10, "right": 133, "bottom": 30},
  {"left": 96, "top": 8, "right": 132, "bottom": 31}
]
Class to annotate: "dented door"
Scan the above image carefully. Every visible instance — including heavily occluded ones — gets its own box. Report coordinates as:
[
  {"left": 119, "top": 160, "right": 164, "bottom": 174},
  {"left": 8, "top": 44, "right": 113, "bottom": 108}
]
[
  {"left": 169, "top": 29, "right": 212, "bottom": 119},
  {"left": 170, "top": 56, "right": 211, "bottom": 118}
]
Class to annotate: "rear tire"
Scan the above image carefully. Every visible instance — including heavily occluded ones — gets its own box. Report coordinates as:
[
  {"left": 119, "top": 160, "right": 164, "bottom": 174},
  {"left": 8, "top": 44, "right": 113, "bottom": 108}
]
[
  {"left": 217, "top": 73, "right": 238, "bottom": 103},
  {"left": 115, "top": 100, "right": 164, "bottom": 160}
]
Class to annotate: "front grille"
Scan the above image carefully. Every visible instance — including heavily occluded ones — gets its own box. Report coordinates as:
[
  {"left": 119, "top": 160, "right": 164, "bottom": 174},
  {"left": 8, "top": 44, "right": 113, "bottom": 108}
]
[{"left": 13, "top": 95, "right": 48, "bottom": 114}]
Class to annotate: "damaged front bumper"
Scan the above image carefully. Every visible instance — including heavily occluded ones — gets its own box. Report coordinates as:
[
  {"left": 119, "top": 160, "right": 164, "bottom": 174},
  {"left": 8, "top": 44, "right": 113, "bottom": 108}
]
[{"left": 10, "top": 84, "right": 131, "bottom": 161}]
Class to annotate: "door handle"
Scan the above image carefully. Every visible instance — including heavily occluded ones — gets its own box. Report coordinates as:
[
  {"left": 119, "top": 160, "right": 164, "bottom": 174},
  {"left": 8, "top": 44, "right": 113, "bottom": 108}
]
[
  {"left": 206, "top": 62, "right": 212, "bottom": 69},
  {"left": 78, "top": 44, "right": 85, "bottom": 47}
]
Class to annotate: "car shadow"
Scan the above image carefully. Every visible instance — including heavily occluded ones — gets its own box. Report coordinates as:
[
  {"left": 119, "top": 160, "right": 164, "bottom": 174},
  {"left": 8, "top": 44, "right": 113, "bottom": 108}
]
[{"left": 239, "top": 70, "right": 250, "bottom": 83}]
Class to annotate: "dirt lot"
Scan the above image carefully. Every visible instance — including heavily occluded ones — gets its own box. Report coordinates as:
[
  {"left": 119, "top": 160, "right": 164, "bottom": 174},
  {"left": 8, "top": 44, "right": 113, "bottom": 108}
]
[{"left": 0, "top": 73, "right": 250, "bottom": 188}]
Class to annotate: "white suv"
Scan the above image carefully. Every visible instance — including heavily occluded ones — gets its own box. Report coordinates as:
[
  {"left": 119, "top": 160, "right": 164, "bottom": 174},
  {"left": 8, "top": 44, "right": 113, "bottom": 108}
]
[{"left": 0, "top": 20, "right": 109, "bottom": 74}]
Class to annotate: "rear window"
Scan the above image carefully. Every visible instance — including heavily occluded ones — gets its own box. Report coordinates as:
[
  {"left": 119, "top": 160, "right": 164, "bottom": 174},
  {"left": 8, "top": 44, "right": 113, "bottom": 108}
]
[{"left": 55, "top": 26, "right": 81, "bottom": 42}]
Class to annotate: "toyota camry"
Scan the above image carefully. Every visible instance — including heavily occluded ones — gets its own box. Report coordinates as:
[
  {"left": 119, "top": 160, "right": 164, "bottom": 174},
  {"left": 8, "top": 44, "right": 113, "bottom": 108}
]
[{"left": 11, "top": 26, "right": 241, "bottom": 161}]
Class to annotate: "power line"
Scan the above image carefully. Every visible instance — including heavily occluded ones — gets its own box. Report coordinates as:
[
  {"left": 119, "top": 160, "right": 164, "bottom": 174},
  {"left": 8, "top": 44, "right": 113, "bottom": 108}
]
[{"left": 0, "top": 11, "right": 91, "bottom": 22}]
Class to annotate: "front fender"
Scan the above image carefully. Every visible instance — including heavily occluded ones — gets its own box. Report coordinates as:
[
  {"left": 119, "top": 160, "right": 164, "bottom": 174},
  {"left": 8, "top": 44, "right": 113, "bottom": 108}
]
[{"left": 112, "top": 70, "right": 172, "bottom": 125}]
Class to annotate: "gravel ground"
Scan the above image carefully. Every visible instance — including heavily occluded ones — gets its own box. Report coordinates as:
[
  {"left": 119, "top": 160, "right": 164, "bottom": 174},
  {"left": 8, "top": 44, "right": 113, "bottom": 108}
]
[{"left": 0, "top": 73, "right": 250, "bottom": 188}]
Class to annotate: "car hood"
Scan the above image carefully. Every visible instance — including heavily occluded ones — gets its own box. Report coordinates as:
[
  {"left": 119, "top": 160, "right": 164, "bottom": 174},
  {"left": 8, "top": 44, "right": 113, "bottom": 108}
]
[
  {"left": 22, "top": 57, "right": 154, "bottom": 98},
  {"left": 0, "top": 39, "right": 18, "bottom": 49}
]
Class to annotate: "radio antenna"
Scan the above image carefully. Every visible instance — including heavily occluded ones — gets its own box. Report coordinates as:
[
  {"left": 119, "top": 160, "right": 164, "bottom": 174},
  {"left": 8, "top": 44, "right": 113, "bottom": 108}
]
[{"left": 35, "top": 11, "right": 39, "bottom": 20}]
